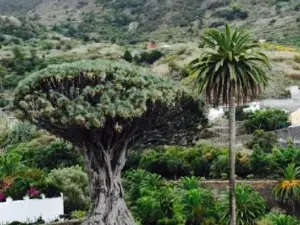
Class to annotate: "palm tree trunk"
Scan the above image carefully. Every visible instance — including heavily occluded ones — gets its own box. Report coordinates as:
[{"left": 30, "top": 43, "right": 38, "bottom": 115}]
[{"left": 229, "top": 93, "right": 236, "bottom": 225}]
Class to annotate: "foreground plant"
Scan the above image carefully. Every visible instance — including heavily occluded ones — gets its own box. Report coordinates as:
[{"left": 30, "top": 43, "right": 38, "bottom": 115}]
[
  {"left": 273, "top": 163, "right": 300, "bottom": 215},
  {"left": 14, "top": 59, "right": 206, "bottom": 225},
  {"left": 217, "top": 184, "right": 266, "bottom": 225}
]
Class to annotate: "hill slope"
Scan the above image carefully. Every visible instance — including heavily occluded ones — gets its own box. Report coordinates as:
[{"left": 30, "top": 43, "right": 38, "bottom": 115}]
[{"left": 0, "top": 0, "right": 300, "bottom": 44}]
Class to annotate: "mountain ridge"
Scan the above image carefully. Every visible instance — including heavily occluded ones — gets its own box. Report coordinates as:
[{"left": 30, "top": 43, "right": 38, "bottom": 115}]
[{"left": 0, "top": 0, "right": 299, "bottom": 45}]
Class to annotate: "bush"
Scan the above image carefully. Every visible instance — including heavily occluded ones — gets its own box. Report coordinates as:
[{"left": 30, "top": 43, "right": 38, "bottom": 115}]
[
  {"left": 217, "top": 184, "right": 266, "bottom": 225},
  {"left": 71, "top": 210, "right": 87, "bottom": 219},
  {"left": 259, "top": 212, "right": 300, "bottom": 225},
  {"left": 246, "top": 129, "right": 278, "bottom": 153},
  {"left": 123, "top": 50, "right": 133, "bottom": 63},
  {"left": 5, "top": 121, "right": 36, "bottom": 146},
  {"left": 210, "top": 154, "right": 228, "bottom": 179},
  {"left": 47, "top": 166, "right": 89, "bottom": 213},
  {"left": 134, "top": 50, "right": 163, "bottom": 65},
  {"left": 124, "top": 151, "right": 142, "bottom": 171},
  {"left": 140, "top": 148, "right": 190, "bottom": 179},
  {"left": 2, "top": 74, "right": 24, "bottom": 89},
  {"left": 0, "top": 95, "right": 9, "bottom": 107},
  {"left": 244, "top": 109, "right": 289, "bottom": 133},
  {"left": 12, "top": 141, "right": 83, "bottom": 171}
]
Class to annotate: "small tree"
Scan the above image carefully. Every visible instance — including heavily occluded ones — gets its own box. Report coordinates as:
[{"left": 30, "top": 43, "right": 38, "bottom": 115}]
[{"left": 14, "top": 59, "right": 207, "bottom": 225}]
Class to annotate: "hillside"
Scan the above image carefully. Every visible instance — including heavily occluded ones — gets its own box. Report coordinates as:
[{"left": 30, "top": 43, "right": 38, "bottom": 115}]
[{"left": 0, "top": 0, "right": 299, "bottom": 45}]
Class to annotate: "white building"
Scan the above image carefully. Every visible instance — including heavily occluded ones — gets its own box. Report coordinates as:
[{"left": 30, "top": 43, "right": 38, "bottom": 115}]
[{"left": 243, "top": 102, "right": 261, "bottom": 113}]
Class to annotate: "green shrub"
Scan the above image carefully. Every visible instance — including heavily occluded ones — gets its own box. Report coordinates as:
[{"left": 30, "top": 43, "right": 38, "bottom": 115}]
[
  {"left": 2, "top": 74, "right": 23, "bottom": 89},
  {"left": 47, "top": 166, "right": 89, "bottom": 213},
  {"left": 71, "top": 210, "right": 87, "bottom": 219},
  {"left": 140, "top": 148, "right": 190, "bottom": 179},
  {"left": 244, "top": 109, "right": 289, "bottom": 133},
  {"left": 236, "top": 152, "right": 252, "bottom": 178},
  {"left": 0, "top": 95, "right": 9, "bottom": 107},
  {"left": 210, "top": 154, "right": 228, "bottom": 179},
  {"left": 123, "top": 50, "right": 133, "bottom": 63},
  {"left": 12, "top": 141, "right": 83, "bottom": 171},
  {"left": 246, "top": 129, "right": 278, "bottom": 152},
  {"left": 260, "top": 212, "right": 300, "bottom": 225},
  {"left": 5, "top": 121, "right": 37, "bottom": 146},
  {"left": 40, "top": 40, "right": 54, "bottom": 50},
  {"left": 124, "top": 151, "right": 141, "bottom": 171},
  {"left": 250, "top": 147, "right": 272, "bottom": 177},
  {"left": 134, "top": 50, "right": 163, "bottom": 65}
]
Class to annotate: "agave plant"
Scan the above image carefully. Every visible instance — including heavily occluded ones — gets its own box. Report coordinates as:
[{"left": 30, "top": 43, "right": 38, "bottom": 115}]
[
  {"left": 273, "top": 163, "right": 300, "bottom": 214},
  {"left": 182, "top": 188, "right": 217, "bottom": 225},
  {"left": 217, "top": 184, "right": 266, "bottom": 225}
]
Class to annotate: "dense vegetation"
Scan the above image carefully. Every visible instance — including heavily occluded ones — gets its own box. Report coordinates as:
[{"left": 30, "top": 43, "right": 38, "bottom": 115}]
[{"left": 0, "top": 1, "right": 299, "bottom": 224}]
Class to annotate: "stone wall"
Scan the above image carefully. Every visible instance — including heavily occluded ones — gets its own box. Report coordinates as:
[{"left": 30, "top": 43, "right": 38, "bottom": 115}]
[{"left": 202, "top": 180, "right": 300, "bottom": 217}]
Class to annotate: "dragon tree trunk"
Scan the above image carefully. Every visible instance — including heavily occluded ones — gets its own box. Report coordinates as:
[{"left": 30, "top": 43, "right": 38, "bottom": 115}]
[{"left": 81, "top": 144, "right": 135, "bottom": 225}]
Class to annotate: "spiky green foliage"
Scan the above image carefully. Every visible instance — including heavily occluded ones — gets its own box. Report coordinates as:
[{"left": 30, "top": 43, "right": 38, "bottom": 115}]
[
  {"left": 273, "top": 163, "right": 300, "bottom": 205},
  {"left": 0, "top": 153, "right": 25, "bottom": 178},
  {"left": 14, "top": 59, "right": 206, "bottom": 148},
  {"left": 189, "top": 25, "right": 269, "bottom": 106},
  {"left": 183, "top": 188, "right": 217, "bottom": 225},
  {"left": 259, "top": 212, "right": 300, "bottom": 225},
  {"left": 217, "top": 184, "right": 266, "bottom": 225},
  {"left": 180, "top": 176, "right": 200, "bottom": 190}
]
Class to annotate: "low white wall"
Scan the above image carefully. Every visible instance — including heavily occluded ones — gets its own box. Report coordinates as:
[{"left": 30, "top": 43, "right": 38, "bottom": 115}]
[{"left": 0, "top": 194, "right": 64, "bottom": 224}]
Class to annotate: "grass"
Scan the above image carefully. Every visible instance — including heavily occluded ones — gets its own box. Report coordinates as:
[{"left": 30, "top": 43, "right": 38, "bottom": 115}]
[{"left": 262, "top": 42, "right": 299, "bottom": 52}]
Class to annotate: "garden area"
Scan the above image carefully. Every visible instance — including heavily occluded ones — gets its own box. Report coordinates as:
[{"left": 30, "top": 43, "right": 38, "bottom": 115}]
[{"left": 1, "top": 114, "right": 300, "bottom": 224}]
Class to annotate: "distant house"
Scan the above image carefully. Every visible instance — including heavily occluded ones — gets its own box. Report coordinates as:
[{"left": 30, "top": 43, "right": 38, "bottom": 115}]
[
  {"left": 259, "top": 39, "right": 266, "bottom": 43},
  {"left": 147, "top": 41, "right": 157, "bottom": 49},
  {"left": 289, "top": 108, "right": 300, "bottom": 127}
]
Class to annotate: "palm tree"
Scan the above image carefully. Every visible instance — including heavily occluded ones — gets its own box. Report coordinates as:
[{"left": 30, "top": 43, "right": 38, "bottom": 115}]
[
  {"left": 189, "top": 25, "right": 269, "bottom": 225},
  {"left": 273, "top": 163, "right": 300, "bottom": 215}
]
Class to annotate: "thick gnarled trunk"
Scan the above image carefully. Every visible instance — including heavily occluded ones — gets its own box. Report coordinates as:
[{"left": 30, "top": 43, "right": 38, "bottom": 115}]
[{"left": 81, "top": 146, "right": 135, "bottom": 225}]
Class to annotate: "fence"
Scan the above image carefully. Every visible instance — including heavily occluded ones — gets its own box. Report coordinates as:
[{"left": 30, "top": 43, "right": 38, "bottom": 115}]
[{"left": 0, "top": 194, "right": 64, "bottom": 224}]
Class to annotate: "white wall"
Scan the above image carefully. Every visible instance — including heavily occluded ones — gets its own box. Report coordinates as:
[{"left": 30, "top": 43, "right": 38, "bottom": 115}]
[
  {"left": 0, "top": 195, "right": 64, "bottom": 224},
  {"left": 288, "top": 86, "right": 300, "bottom": 100}
]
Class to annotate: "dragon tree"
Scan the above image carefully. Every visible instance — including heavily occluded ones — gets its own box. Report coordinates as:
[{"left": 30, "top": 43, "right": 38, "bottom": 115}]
[{"left": 14, "top": 59, "right": 207, "bottom": 225}]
